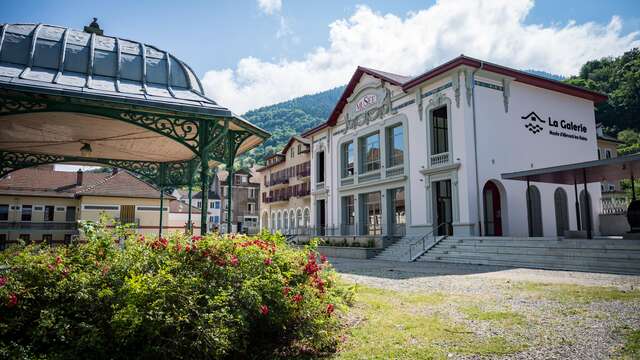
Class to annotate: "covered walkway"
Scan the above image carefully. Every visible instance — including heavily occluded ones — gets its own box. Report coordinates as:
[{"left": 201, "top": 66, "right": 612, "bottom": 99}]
[{"left": 502, "top": 153, "right": 640, "bottom": 238}]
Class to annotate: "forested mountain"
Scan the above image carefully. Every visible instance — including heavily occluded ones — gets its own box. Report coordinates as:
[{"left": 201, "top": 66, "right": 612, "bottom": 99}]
[
  {"left": 565, "top": 48, "right": 639, "bottom": 133},
  {"left": 240, "top": 86, "right": 344, "bottom": 165},
  {"left": 238, "top": 49, "right": 639, "bottom": 166}
]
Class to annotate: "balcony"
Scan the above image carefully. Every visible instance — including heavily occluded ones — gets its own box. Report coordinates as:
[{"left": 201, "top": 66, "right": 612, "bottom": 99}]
[
  {"left": 0, "top": 221, "right": 78, "bottom": 230},
  {"left": 430, "top": 152, "right": 450, "bottom": 167}
]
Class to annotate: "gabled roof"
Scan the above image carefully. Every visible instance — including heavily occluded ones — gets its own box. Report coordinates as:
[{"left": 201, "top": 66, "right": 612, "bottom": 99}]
[
  {"left": 282, "top": 135, "right": 310, "bottom": 155},
  {"left": 0, "top": 167, "right": 172, "bottom": 199},
  {"left": 170, "top": 199, "right": 201, "bottom": 214},
  {"left": 303, "top": 55, "right": 608, "bottom": 137}
]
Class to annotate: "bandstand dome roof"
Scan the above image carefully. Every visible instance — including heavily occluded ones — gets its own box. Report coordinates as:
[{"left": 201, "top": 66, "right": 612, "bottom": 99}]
[
  {"left": 0, "top": 22, "right": 268, "bottom": 168},
  {"left": 0, "top": 23, "right": 216, "bottom": 110}
]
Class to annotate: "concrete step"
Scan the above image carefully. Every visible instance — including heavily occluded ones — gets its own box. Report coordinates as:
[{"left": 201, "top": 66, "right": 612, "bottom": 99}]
[
  {"left": 440, "top": 238, "right": 640, "bottom": 250},
  {"left": 419, "top": 255, "right": 640, "bottom": 275},
  {"left": 432, "top": 245, "right": 640, "bottom": 260},
  {"left": 423, "top": 249, "right": 640, "bottom": 269}
]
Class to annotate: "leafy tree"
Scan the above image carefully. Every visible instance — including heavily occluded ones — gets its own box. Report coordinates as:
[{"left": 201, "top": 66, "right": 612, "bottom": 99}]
[{"left": 565, "top": 48, "right": 640, "bottom": 132}]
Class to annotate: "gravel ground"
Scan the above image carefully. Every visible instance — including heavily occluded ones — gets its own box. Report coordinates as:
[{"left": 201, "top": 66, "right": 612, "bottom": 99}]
[{"left": 330, "top": 257, "right": 640, "bottom": 359}]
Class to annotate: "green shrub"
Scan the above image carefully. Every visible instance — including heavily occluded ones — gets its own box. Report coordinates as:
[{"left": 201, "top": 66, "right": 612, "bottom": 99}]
[{"left": 0, "top": 220, "right": 352, "bottom": 359}]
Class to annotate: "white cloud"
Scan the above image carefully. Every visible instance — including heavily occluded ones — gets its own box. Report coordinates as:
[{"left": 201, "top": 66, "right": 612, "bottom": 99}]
[
  {"left": 257, "top": 0, "right": 282, "bottom": 15},
  {"left": 204, "top": 0, "right": 639, "bottom": 113}
]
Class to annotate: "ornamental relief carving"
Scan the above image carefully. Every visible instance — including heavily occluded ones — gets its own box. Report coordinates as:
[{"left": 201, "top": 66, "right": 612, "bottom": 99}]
[{"left": 345, "top": 87, "right": 393, "bottom": 131}]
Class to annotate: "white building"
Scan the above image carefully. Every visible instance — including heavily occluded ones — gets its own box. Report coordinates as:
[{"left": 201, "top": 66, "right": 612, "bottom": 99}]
[{"left": 303, "top": 56, "right": 605, "bottom": 238}]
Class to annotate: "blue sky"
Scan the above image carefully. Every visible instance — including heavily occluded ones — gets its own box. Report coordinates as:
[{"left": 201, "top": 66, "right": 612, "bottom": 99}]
[{"left": 2, "top": 0, "right": 639, "bottom": 112}]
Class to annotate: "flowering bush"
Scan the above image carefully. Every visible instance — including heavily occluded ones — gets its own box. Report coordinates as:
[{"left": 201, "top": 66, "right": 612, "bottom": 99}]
[{"left": 0, "top": 221, "right": 353, "bottom": 359}]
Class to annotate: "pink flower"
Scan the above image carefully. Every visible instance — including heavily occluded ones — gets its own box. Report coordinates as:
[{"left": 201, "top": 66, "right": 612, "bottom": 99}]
[
  {"left": 55, "top": 256, "right": 62, "bottom": 265},
  {"left": 185, "top": 244, "right": 191, "bottom": 252},
  {"left": 175, "top": 243, "right": 182, "bottom": 252},
  {"left": 230, "top": 255, "right": 239, "bottom": 267},
  {"left": 292, "top": 294, "right": 303, "bottom": 303},
  {"left": 282, "top": 287, "right": 291, "bottom": 296},
  {"left": 259, "top": 304, "right": 269, "bottom": 316},
  {"left": 326, "top": 303, "right": 335, "bottom": 315},
  {"left": 320, "top": 255, "right": 328, "bottom": 263},
  {"left": 263, "top": 258, "right": 272, "bottom": 266},
  {"left": 7, "top": 293, "right": 17, "bottom": 308},
  {"left": 191, "top": 235, "right": 202, "bottom": 242},
  {"left": 0, "top": 276, "right": 6, "bottom": 287},
  {"left": 47, "top": 264, "right": 55, "bottom": 271}
]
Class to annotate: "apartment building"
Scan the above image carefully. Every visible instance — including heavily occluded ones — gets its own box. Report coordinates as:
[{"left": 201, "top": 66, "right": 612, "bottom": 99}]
[
  {"left": 257, "top": 136, "right": 312, "bottom": 233},
  {"left": 219, "top": 168, "right": 261, "bottom": 233}
]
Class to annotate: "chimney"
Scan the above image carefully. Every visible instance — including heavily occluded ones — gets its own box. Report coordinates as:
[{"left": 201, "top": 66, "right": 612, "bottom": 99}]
[{"left": 76, "top": 169, "right": 83, "bottom": 186}]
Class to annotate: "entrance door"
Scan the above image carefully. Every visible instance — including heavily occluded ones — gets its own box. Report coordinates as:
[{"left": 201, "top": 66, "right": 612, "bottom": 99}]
[
  {"left": 316, "top": 200, "right": 326, "bottom": 235},
  {"left": 434, "top": 180, "right": 453, "bottom": 236},
  {"left": 363, "top": 192, "right": 382, "bottom": 235},
  {"left": 483, "top": 181, "right": 503, "bottom": 236},
  {"left": 120, "top": 205, "right": 136, "bottom": 225},
  {"left": 526, "top": 186, "right": 543, "bottom": 237}
]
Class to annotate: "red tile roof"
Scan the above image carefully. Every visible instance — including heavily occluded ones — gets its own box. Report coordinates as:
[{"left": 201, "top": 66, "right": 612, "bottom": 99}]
[{"left": 0, "top": 168, "right": 172, "bottom": 200}]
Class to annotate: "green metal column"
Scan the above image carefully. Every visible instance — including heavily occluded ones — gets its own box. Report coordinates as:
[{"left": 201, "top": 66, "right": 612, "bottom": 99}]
[
  {"left": 200, "top": 121, "right": 210, "bottom": 236},
  {"left": 227, "top": 167, "right": 233, "bottom": 233},
  {"left": 187, "top": 161, "right": 194, "bottom": 234},
  {"left": 226, "top": 131, "right": 235, "bottom": 234},
  {"left": 159, "top": 186, "right": 164, "bottom": 238}
]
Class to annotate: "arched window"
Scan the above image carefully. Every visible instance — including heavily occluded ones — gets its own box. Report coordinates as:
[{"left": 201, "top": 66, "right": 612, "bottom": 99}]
[
  {"left": 283, "top": 211, "right": 289, "bottom": 231},
  {"left": 554, "top": 188, "right": 569, "bottom": 236},
  {"left": 303, "top": 208, "right": 310, "bottom": 227},
  {"left": 276, "top": 212, "right": 282, "bottom": 230},
  {"left": 296, "top": 209, "right": 303, "bottom": 228},
  {"left": 580, "top": 189, "right": 593, "bottom": 232},
  {"left": 289, "top": 210, "right": 295, "bottom": 230},
  {"left": 271, "top": 213, "right": 276, "bottom": 230},
  {"left": 526, "top": 185, "right": 543, "bottom": 237}
]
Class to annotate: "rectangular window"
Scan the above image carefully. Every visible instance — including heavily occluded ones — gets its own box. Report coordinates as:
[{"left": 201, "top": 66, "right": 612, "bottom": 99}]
[
  {"left": 209, "top": 201, "right": 215, "bottom": 209},
  {"left": 341, "top": 141, "right": 354, "bottom": 178},
  {"left": 21, "top": 205, "right": 32, "bottom": 221},
  {"left": 214, "top": 201, "right": 220, "bottom": 209},
  {"left": 431, "top": 107, "right": 448, "bottom": 155},
  {"left": 0, "top": 205, "right": 8, "bottom": 221},
  {"left": 44, "top": 205, "right": 55, "bottom": 222},
  {"left": 359, "top": 133, "right": 380, "bottom": 173},
  {"left": 248, "top": 203, "right": 256, "bottom": 213},
  {"left": 249, "top": 188, "right": 257, "bottom": 198},
  {"left": 316, "top": 151, "right": 325, "bottom": 183},
  {"left": 42, "top": 234, "right": 53, "bottom": 243},
  {"left": 341, "top": 195, "right": 355, "bottom": 235},
  {"left": 65, "top": 206, "right": 76, "bottom": 222},
  {"left": 387, "top": 125, "right": 404, "bottom": 167},
  {"left": 213, "top": 215, "right": 220, "bottom": 224},
  {"left": 64, "top": 234, "right": 72, "bottom": 243}
]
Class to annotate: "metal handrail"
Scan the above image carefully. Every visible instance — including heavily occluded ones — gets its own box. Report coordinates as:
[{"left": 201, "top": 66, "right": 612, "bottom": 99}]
[{"left": 408, "top": 223, "right": 448, "bottom": 261}]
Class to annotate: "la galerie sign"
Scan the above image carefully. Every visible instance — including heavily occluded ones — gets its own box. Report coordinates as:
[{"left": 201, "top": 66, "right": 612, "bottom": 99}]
[{"left": 521, "top": 111, "right": 588, "bottom": 141}]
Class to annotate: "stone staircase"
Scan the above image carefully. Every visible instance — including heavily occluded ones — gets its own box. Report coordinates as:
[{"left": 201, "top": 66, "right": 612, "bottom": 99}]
[
  {"left": 417, "top": 236, "right": 640, "bottom": 275},
  {"left": 373, "top": 235, "right": 417, "bottom": 261}
]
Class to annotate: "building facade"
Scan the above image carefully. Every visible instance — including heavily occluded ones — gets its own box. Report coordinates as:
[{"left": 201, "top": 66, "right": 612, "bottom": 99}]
[
  {"left": 192, "top": 173, "right": 223, "bottom": 232},
  {"left": 219, "top": 168, "right": 261, "bottom": 233},
  {"left": 0, "top": 166, "right": 178, "bottom": 248},
  {"left": 596, "top": 124, "right": 627, "bottom": 213},
  {"left": 304, "top": 56, "right": 605, "bottom": 239},
  {"left": 257, "top": 136, "right": 312, "bottom": 233}
]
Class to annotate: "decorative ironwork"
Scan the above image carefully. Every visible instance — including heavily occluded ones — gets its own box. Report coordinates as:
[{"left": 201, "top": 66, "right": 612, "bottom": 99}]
[
  {"left": 119, "top": 112, "right": 200, "bottom": 150},
  {"left": 0, "top": 97, "right": 47, "bottom": 114},
  {"left": 0, "top": 151, "right": 65, "bottom": 177}
]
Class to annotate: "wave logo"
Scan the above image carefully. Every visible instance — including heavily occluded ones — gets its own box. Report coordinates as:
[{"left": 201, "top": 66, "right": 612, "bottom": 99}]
[{"left": 521, "top": 111, "right": 545, "bottom": 134}]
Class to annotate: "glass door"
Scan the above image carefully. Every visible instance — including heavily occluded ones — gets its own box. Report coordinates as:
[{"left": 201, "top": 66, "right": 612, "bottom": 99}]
[{"left": 434, "top": 180, "right": 453, "bottom": 236}]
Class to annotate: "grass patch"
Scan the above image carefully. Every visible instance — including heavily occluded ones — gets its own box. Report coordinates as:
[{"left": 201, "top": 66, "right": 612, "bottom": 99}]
[
  {"left": 336, "top": 286, "right": 526, "bottom": 359},
  {"left": 615, "top": 327, "right": 640, "bottom": 359},
  {"left": 460, "top": 305, "right": 526, "bottom": 325},
  {"left": 510, "top": 282, "right": 640, "bottom": 304}
]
